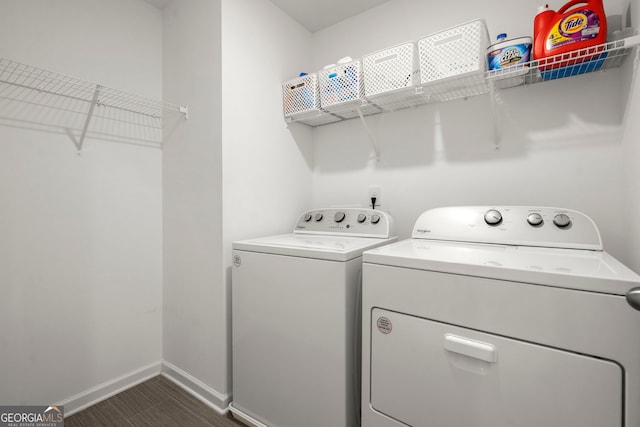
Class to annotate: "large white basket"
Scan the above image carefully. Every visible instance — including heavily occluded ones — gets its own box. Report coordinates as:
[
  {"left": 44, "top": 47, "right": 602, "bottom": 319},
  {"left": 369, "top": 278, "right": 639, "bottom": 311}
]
[
  {"left": 363, "top": 42, "right": 418, "bottom": 96},
  {"left": 418, "top": 19, "right": 490, "bottom": 86},
  {"left": 362, "top": 42, "right": 428, "bottom": 111},
  {"left": 319, "top": 60, "right": 380, "bottom": 119}
]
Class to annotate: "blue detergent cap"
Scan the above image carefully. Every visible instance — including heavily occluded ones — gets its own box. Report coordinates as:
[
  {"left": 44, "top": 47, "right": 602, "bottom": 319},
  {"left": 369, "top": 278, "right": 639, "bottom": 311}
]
[
  {"left": 497, "top": 33, "right": 507, "bottom": 40},
  {"left": 299, "top": 72, "right": 308, "bottom": 76}
]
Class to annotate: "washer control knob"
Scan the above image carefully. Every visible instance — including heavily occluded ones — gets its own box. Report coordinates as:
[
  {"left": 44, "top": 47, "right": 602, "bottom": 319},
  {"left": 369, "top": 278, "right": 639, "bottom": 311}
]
[
  {"left": 371, "top": 214, "right": 381, "bottom": 224},
  {"left": 553, "top": 213, "right": 571, "bottom": 228},
  {"left": 334, "top": 211, "right": 346, "bottom": 223},
  {"left": 303, "top": 213, "right": 312, "bottom": 222},
  {"left": 484, "top": 209, "right": 502, "bottom": 226},
  {"left": 527, "top": 213, "right": 543, "bottom": 226},
  {"left": 314, "top": 213, "right": 323, "bottom": 222},
  {"left": 357, "top": 213, "right": 367, "bottom": 223}
]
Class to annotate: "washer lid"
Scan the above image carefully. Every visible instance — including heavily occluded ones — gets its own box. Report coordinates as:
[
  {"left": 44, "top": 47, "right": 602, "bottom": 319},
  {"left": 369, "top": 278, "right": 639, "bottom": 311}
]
[
  {"left": 233, "top": 233, "right": 397, "bottom": 262},
  {"left": 363, "top": 239, "right": 640, "bottom": 295}
]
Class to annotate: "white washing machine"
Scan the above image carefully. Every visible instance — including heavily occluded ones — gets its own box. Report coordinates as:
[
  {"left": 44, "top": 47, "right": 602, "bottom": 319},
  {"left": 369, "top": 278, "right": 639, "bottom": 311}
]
[
  {"left": 361, "top": 206, "right": 640, "bottom": 427},
  {"left": 230, "top": 208, "right": 396, "bottom": 427}
]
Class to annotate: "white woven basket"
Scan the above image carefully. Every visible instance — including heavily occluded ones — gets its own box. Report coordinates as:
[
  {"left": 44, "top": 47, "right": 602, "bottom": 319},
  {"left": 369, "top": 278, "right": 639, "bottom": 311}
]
[
  {"left": 282, "top": 73, "right": 320, "bottom": 117},
  {"left": 318, "top": 60, "right": 380, "bottom": 118},
  {"left": 363, "top": 42, "right": 417, "bottom": 97},
  {"left": 318, "top": 60, "right": 365, "bottom": 108},
  {"left": 418, "top": 19, "right": 490, "bottom": 85}
]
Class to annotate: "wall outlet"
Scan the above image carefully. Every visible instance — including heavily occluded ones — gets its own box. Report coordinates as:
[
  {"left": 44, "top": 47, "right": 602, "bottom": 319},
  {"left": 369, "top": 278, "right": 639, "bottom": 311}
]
[
  {"left": 368, "top": 185, "right": 381, "bottom": 209},
  {"left": 368, "top": 185, "right": 381, "bottom": 198}
]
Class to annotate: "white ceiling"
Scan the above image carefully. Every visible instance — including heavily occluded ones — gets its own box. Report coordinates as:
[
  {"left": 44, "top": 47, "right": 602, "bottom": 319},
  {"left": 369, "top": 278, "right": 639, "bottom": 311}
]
[
  {"left": 144, "top": 0, "right": 390, "bottom": 33},
  {"left": 268, "top": 0, "right": 390, "bottom": 33}
]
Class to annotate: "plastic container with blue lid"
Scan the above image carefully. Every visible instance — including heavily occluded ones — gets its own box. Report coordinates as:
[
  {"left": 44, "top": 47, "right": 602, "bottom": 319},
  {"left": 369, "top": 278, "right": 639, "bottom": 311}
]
[{"left": 487, "top": 33, "right": 532, "bottom": 71}]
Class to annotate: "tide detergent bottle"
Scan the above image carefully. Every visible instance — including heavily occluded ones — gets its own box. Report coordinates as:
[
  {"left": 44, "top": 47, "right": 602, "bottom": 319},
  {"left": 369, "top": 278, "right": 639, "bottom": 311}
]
[{"left": 534, "top": 0, "right": 607, "bottom": 79}]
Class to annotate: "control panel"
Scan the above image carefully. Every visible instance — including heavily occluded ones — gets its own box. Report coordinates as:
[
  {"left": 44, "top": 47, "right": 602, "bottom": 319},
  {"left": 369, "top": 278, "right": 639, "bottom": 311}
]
[
  {"left": 412, "top": 206, "right": 602, "bottom": 250},
  {"left": 294, "top": 208, "right": 394, "bottom": 238}
]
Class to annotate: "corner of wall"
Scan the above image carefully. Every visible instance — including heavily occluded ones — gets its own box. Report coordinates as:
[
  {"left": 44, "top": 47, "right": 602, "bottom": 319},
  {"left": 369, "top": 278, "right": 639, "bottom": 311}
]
[{"left": 161, "top": 361, "right": 231, "bottom": 413}]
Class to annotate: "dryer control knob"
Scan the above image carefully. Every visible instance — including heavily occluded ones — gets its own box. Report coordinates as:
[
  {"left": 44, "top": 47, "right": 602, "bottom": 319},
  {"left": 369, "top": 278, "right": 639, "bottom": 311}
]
[
  {"left": 627, "top": 287, "right": 640, "bottom": 311},
  {"left": 553, "top": 213, "right": 571, "bottom": 228},
  {"left": 357, "top": 213, "right": 367, "bottom": 223},
  {"left": 484, "top": 209, "right": 503, "bottom": 226},
  {"left": 334, "top": 211, "right": 346, "bottom": 223},
  {"left": 527, "top": 213, "right": 543, "bottom": 226},
  {"left": 371, "top": 214, "right": 381, "bottom": 224},
  {"left": 314, "top": 213, "right": 323, "bottom": 222},
  {"left": 303, "top": 213, "right": 312, "bottom": 222}
]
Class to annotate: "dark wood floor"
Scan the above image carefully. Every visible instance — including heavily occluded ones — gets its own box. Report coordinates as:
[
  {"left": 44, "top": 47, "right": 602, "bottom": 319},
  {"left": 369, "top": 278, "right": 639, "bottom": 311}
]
[{"left": 64, "top": 375, "right": 245, "bottom": 427}]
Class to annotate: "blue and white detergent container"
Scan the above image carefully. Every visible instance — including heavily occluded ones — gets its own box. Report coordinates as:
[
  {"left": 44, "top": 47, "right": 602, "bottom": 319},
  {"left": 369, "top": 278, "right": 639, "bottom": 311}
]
[
  {"left": 487, "top": 33, "right": 532, "bottom": 87},
  {"left": 487, "top": 33, "right": 532, "bottom": 70}
]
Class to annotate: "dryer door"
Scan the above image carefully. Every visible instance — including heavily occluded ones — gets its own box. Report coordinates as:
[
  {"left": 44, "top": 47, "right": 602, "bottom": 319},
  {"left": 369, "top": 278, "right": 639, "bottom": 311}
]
[{"left": 369, "top": 308, "right": 622, "bottom": 427}]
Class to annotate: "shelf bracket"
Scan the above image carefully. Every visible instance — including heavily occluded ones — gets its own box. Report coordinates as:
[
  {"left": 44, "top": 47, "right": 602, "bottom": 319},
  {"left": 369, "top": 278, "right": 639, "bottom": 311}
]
[
  {"left": 488, "top": 80, "right": 501, "bottom": 151},
  {"left": 69, "top": 84, "right": 101, "bottom": 152},
  {"left": 180, "top": 105, "right": 189, "bottom": 120},
  {"left": 357, "top": 106, "right": 380, "bottom": 161}
]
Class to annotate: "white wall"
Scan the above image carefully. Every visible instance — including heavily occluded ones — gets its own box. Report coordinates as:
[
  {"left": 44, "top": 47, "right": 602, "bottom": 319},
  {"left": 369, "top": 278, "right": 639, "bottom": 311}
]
[
  {"left": 161, "top": 0, "right": 312, "bottom": 404},
  {"left": 0, "top": 0, "right": 163, "bottom": 408},
  {"left": 221, "top": 0, "right": 313, "bottom": 244},
  {"left": 221, "top": 0, "right": 313, "bottom": 393},
  {"left": 161, "top": 0, "right": 226, "bottom": 406},
  {"left": 309, "top": 0, "right": 633, "bottom": 263}
]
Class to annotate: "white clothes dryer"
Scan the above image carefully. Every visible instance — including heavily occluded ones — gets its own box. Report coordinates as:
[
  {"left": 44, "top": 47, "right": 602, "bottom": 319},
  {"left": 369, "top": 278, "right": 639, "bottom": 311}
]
[
  {"left": 230, "top": 208, "right": 396, "bottom": 427},
  {"left": 361, "top": 206, "right": 640, "bottom": 427}
]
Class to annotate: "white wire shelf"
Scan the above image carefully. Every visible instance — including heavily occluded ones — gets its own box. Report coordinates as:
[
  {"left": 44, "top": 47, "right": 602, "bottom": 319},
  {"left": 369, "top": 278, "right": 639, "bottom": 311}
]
[
  {"left": 487, "top": 34, "right": 640, "bottom": 88},
  {"left": 286, "top": 35, "right": 639, "bottom": 128},
  {"left": 0, "top": 57, "right": 188, "bottom": 150},
  {"left": 284, "top": 108, "right": 342, "bottom": 126}
]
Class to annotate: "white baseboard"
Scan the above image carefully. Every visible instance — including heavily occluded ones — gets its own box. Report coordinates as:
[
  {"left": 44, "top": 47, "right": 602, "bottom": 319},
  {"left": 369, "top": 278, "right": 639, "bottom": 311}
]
[
  {"left": 59, "top": 361, "right": 162, "bottom": 416},
  {"left": 58, "top": 360, "right": 230, "bottom": 418},
  {"left": 161, "top": 360, "right": 231, "bottom": 414},
  {"left": 228, "top": 403, "right": 268, "bottom": 427}
]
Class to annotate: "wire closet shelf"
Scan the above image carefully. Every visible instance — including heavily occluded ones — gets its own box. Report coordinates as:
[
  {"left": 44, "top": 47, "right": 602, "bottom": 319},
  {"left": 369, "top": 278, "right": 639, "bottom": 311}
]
[
  {"left": 486, "top": 35, "right": 640, "bottom": 87},
  {"left": 0, "top": 57, "right": 188, "bottom": 151},
  {"left": 285, "top": 35, "right": 640, "bottom": 128}
]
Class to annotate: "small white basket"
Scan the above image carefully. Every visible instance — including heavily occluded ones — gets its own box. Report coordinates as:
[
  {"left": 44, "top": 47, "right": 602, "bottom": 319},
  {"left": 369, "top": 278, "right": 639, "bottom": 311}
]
[
  {"left": 319, "top": 60, "right": 363, "bottom": 107},
  {"left": 418, "top": 19, "right": 490, "bottom": 86},
  {"left": 282, "top": 73, "right": 321, "bottom": 117},
  {"left": 282, "top": 73, "right": 342, "bottom": 126},
  {"left": 318, "top": 60, "right": 380, "bottom": 118}
]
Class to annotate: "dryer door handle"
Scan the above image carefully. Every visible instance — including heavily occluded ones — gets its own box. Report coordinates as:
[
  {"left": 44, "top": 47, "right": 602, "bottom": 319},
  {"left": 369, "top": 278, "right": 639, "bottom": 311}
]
[{"left": 444, "top": 334, "right": 497, "bottom": 363}]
